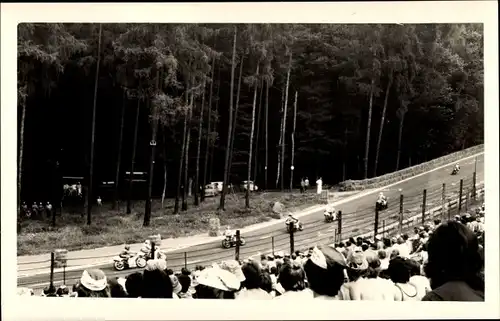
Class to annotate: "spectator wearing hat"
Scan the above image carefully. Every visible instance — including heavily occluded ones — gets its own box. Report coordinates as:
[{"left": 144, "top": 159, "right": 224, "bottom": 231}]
[
  {"left": 236, "top": 261, "right": 271, "bottom": 300},
  {"left": 195, "top": 266, "right": 241, "bottom": 299},
  {"left": 303, "top": 246, "right": 347, "bottom": 300},
  {"left": 142, "top": 259, "right": 173, "bottom": 298},
  {"left": 340, "top": 250, "right": 388, "bottom": 300},
  {"left": 274, "top": 261, "right": 311, "bottom": 300},
  {"left": 73, "top": 269, "right": 110, "bottom": 298},
  {"left": 422, "top": 221, "right": 484, "bottom": 301},
  {"left": 124, "top": 272, "right": 143, "bottom": 298}
]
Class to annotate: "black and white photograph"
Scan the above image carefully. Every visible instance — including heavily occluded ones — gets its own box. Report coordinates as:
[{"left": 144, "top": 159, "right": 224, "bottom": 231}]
[{"left": 2, "top": 2, "right": 499, "bottom": 320}]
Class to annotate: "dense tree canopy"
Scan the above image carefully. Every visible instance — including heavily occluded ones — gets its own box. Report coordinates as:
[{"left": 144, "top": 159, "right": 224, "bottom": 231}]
[{"left": 18, "top": 23, "right": 483, "bottom": 211}]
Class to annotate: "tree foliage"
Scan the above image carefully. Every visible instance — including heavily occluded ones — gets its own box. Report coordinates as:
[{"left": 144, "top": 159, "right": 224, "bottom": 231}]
[{"left": 18, "top": 23, "right": 483, "bottom": 205}]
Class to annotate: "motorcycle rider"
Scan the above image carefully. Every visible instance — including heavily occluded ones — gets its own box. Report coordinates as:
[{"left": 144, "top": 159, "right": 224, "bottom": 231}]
[
  {"left": 285, "top": 213, "right": 300, "bottom": 229},
  {"left": 454, "top": 163, "right": 460, "bottom": 173},
  {"left": 140, "top": 240, "right": 152, "bottom": 258},
  {"left": 324, "top": 203, "right": 336, "bottom": 220},
  {"left": 377, "top": 192, "right": 387, "bottom": 205},
  {"left": 224, "top": 226, "right": 236, "bottom": 242},
  {"left": 120, "top": 245, "right": 135, "bottom": 260}
]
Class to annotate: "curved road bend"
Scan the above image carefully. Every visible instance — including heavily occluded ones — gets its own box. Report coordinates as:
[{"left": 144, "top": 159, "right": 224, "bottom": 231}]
[{"left": 19, "top": 154, "right": 484, "bottom": 291}]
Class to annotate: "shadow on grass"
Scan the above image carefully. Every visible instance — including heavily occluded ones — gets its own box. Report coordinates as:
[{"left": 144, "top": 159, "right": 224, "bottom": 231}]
[{"left": 17, "top": 191, "right": 328, "bottom": 256}]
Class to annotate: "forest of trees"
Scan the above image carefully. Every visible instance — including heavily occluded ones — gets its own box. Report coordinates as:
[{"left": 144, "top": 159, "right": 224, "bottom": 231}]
[{"left": 17, "top": 23, "right": 484, "bottom": 224}]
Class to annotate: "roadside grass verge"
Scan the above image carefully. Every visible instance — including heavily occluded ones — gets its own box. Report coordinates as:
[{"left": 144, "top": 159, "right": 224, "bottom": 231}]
[{"left": 17, "top": 190, "right": 332, "bottom": 256}]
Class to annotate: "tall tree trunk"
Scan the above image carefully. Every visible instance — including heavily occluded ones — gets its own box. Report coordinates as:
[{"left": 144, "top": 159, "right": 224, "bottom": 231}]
[
  {"left": 363, "top": 77, "right": 375, "bottom": 179},
  {"left": 87, "top": 24, "right": 102, "bottom": 225},
  {"left": 112, "top": 90, "right": 127, "bottom": 210},
  {"left": 373, "top": 75, "right": 392, "bottom": 177},
  {"left": 182, "top": 89, "right": 194, "bottom": 211},
  {"left": 264, "top": 80, "right": 269, "bottom": 191},
  {"left": 127, "top": 95, "right": 141, "bottom": 214},
  {"left": 209, "top": 72, "right": 220, "bottom": 184},
  {"left": 253, "top": 78, "right": 264, "bottom": 183},
  {"left": 342, "top": 127, "right": 348, "bottom": 182},
  {"left": 144, "top": 70, "right": 160, "bottom": 226},
  {"left": 290, "top": 91, "right": 298, "bottom": 191},
  {"left": 396, "top": 113, "right": 405, "bottom": 171},
  {"left": 202, "top": 56, "right": 216, "bottom": 203},
  {"left": 246, "top": 64, "right": 260, "bottom": 208},
  {"left": 276, "top": 85, "right": 285, "bottom": 188},
  {"left": 161, "top": 127, "right": 168, "bottom": 208},
  {"left": 174, "top": 89, "right": 189, "bottom": 214},
  {"left": 228, "top": 55, "right": 244, "bottom": 181},
  {"left": 18, "top": 90, "right": 27, "bottom": 212},
  {"left": 281, "top": 53, "right": 292, "bottom": 191},
  {"left": 219, "top": 26, "right": 237, "bottom": 211},
  {"left": 194, "top": 78, "right": 207, "bottom": 206}
]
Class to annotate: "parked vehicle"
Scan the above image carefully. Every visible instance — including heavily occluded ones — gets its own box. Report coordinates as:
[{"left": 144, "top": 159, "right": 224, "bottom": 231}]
[
  {"left": 204, "top": 183, "right": 218, "bottom": 197},
  {"left": 241, "top": 180, "right": 258, "bottom": 192},
  {"left": 204, "top": 181, "right": 232, "bottom": 197}
]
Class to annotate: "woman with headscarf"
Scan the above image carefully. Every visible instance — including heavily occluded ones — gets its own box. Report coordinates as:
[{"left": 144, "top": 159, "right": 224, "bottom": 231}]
[
  {"left": 73, "top": 269, "right": 110, "bottom": 298},
  {"left": 303, "top": 246, "right": 347, "bottom": 299},
  {"left": 422, "top": 221, "right": 484, "bottom": 301}
]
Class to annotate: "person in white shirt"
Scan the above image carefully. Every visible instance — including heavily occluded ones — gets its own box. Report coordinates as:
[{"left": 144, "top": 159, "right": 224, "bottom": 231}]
[
  {"left": 393, "top": 236, "right": 411, "bottom": 258},
  {"left": 316, "top": 177, "right": 323, "bottom": 195}
]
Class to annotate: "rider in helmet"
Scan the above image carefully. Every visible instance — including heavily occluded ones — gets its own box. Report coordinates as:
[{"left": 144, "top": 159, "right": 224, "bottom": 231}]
[
  {"left": 120, "top": 245, "right": 134, "bottom": 260},
  {"left": 377, "top": 192, "right": 387, "bottom": 204},
  {"left": 286, "top": 214, "right": 300, "bottom": 229},
  {"left": 454, "top": 163, "right": 460, "bottom": 172},
  {"left": 224, "top": 225, "right": 235, "bottom": 242},
  {"left": 140, "top": 240, "right": 152, "bottom": 257},
  {"left": 325, "top": 203, "right": 336, "bottom": 219}
]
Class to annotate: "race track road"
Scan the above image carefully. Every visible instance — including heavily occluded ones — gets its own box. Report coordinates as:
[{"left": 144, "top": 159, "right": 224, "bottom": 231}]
[{"left": 18, "top": 153, "right": 484, "bottom": 292}]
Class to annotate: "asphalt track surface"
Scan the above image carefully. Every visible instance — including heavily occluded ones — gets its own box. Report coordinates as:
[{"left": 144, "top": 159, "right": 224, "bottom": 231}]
[{"left": 18, "top": 154, "right": 484, "bottom": 292}]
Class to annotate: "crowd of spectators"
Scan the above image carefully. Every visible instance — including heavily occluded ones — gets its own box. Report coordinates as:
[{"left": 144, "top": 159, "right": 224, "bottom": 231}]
[{"left": 18, "top": 204, "right": 485, "bottom": 301}]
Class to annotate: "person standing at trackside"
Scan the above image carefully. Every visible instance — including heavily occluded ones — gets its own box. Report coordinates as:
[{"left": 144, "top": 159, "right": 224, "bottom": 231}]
[
  {"left": 45, "top": 202, "right": 53, "bottom": 218},
  {"left": 300, "top": 178, "right": 305, "bottom": 193},
  {"left": 304, "top": 177, "right": 309, "bottom": 192},
  {"left": 316, "top": 177, "right": 323, "bottom": 195}
]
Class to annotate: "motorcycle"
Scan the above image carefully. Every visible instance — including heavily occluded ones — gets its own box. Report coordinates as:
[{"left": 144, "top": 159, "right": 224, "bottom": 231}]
[
  {"left": 221, "top": 235, "right": 246, "bottom": 249},
  {"left": 285, "top": 219, "right": 303, "bottom": 233},
  {"left": 113, "top": 252, "right": 148, "bottom": 271},
  {"left": 324, "top": 210, "right": 337, "bottom": 223},
  {"left": 451, "top": 167, "right": 460, "bottom": 175},
  {"left": 375, "top": 198, "right": 388, "bottom": 211}
]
